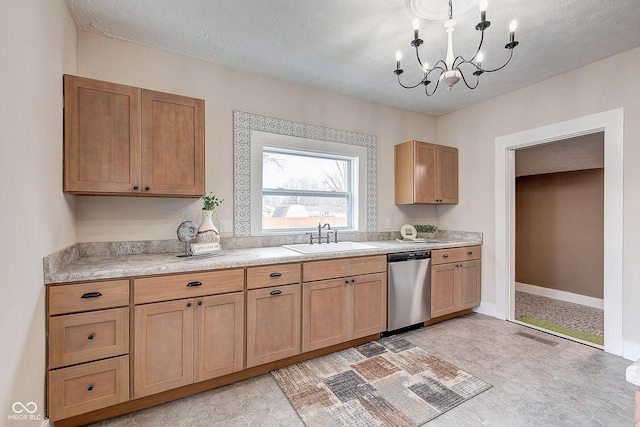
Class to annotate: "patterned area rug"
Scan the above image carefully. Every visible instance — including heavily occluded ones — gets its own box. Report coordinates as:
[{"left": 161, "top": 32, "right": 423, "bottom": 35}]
[{"left": 271, "top": 336, "right": 491, "bottom": 426}]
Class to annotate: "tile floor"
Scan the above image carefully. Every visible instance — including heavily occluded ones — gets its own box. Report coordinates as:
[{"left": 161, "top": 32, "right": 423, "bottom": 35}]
[{"left": 90, "top": 314, "right": 635, "bottom": 426}]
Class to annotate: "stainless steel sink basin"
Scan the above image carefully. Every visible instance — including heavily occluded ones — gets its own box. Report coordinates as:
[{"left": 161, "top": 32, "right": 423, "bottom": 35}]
[{"left": 282, "top": 241, "right": 376, "bottom": 254}]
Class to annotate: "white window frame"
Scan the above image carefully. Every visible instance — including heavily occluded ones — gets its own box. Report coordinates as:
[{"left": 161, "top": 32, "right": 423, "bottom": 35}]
[{"left": 250, "top": 130, "right": 367, "bottom": 236}]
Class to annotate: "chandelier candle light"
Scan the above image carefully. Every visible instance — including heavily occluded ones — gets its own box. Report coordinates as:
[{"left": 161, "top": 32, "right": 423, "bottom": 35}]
[{"left": 394, "top": 0, "right": 519, "bottom": 95}]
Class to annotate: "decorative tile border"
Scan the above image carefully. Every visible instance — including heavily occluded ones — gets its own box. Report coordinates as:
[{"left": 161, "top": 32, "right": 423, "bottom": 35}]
[{"left": 233, "top": 111, "right": 377, "bottom": 237}]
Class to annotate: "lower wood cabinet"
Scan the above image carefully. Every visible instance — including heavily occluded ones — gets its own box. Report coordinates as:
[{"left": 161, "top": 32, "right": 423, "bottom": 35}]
[
  {"left": 302, "top": 256, "right": 387, "bottom": 353},
  {"left": 47, "top": 279, "right": 131, "bottom": 422},
  {"left": 134, "top": 292, "right": 244, "bottom": 398},
  {"left": 48, "top": 355, "right": 129, "bottom": 421},
  {"left": 431, "top": 246, "right": 481, "bottom": 318},
  {"left": 246, "top": 283, "right": 301, "bottom": 367}
]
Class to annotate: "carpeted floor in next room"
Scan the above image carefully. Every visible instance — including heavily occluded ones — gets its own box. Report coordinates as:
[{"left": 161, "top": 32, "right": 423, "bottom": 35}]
[
  {"left": 515, "top": 290, "right": 604, "bottom": 344},
  {"left": 89, "top": 313, "right": 633, "bottom": 426}
]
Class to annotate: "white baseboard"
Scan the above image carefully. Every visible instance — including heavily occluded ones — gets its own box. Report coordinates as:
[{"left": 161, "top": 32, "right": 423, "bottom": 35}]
[
  {"left": 473, "top": 302, "right": 496, "bottom": 318},
  {"left": 624, "top": 340, "right": 640, "bottom": 362},
  {"left": 515, "top": 282, "right": 604, "bottom": 309}
]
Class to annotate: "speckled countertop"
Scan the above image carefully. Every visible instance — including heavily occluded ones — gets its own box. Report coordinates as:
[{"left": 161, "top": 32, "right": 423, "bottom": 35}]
[{"left": 45, "top": 236, "right": 482, "bottom": 284}]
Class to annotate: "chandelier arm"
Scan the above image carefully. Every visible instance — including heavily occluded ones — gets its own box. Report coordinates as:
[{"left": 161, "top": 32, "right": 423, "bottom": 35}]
[
  {"left": 457, "top": 67, "right": 480, "bottom": 89},
  {"left": 452, "top": 30, "right": 486, "bottom": 70},
  {"left": 396, "top": 75, "right": 429, "bottom": 89},
  {"left": 425, "top": 77, "right": 441, "bottom": 96},
  {"left": 477, "top": 48, "right": 514, "bottom": 73}
]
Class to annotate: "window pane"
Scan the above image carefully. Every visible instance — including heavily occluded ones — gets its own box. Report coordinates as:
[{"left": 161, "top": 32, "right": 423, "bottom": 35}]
[
  {"left": 262, "top": 195, "right": 348, "bottom": 230},
  {"left": 263, "top": 151, "right": 349, "bottom": 192}
]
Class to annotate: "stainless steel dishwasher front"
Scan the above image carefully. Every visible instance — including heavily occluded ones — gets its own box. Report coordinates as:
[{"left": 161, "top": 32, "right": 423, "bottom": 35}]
[{"left": 386, "top": 251, "right": 431, "bottom": 333}]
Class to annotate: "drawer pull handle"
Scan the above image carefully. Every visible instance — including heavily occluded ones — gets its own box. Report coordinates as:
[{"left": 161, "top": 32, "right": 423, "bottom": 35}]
[
  {"left": 87, "top": 334, "right": 94, "bottom": 340},
  {"left": 81, "top": 292, "right": 102, "bottom": 299},
  {"left": 443, "top": 254, "right": 449, "bottom": 258},
  {"left": 187, "top": 281, "right": 202, "bottom": 287},
  {"left": 87, "top": 385, "right": 94, "bottom": 392},
  {"left": 467, "top": 251, "right": 473, "bottom": 255},
  {"left": 270, "top": 290, "right": 282, "bottom": 295},
  {"left": 269, "top": 272, "right": 282, "bottom": 277}
]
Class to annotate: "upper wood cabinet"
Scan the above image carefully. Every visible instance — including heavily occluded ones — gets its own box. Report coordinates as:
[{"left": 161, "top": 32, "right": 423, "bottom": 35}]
[
  {"left": 63, "top": 75, "right": 204, "bottom": 197},
  {"left": 394, "top": 140, "right": 458, "bottom": 204}
]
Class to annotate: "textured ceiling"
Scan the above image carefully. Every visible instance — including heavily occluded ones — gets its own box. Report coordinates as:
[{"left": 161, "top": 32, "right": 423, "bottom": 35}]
[{"left": 64, "top": 0, "right": 640, "bottom": 116}]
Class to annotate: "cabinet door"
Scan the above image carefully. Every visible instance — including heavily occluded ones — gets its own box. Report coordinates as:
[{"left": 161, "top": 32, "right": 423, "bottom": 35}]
[
  {"left": 302, "top": 279, "right": 348, "bottom": 352},
  {"left": 194, "top": 293, "right": 244, "bottom": 382},
  {"left": 431, "top": 263, "right": 457, "bottom": 318},
  {"left": 134, "top": 299, "right": 193, "bottom": 398},
  {"left": 350, "top": 273, "right": 387, "bottom": 339},
  {"left": 414, "top": 141, "right": 437, "bottom": 203},
  {"left": 436, "top": 146, "right": 458, "bottom": 204},
  {"left": 141, "top": 90, "right": 204, "bottom": 196},
  {"left": 457, "top": 259, "right": 481, "bottom": 310},
  {"left": 64, "top": 75, "right": 141, "bottom": 194},
  {"left": 247, "top": 284, "right": 301, "bottom": 367}
]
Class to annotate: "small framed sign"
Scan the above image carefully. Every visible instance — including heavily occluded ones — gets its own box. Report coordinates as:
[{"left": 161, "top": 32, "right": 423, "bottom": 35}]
[{"left": 190, "top": 242, "right": 222, "bottom": 256}]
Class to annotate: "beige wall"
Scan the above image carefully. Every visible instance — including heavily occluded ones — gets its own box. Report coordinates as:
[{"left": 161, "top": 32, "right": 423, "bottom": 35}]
[
  {"left": 437, "top": 46, "right": 640, "bottom": 349},
  {"left": 73, "top": 32, "right": 440, "bottom": 242},
  {"left": 515, "top": 169, "right": 604, "bottom": 298},
  {"left": 0, "top": 1, "right": 77, "bottom": 424}
]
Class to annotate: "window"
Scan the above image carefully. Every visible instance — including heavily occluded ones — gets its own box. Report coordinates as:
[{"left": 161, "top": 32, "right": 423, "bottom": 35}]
[
  {"left": 262, "top": 147, "right": 356, "bottom": 232},
  {"left": 234, "top": 111, "right": 377, "bottom": 237}
]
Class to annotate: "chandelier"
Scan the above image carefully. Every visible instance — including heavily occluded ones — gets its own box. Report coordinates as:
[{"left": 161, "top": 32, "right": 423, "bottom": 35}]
[{"left": 394, "top": 0, "right": 519, "bottom": 95}]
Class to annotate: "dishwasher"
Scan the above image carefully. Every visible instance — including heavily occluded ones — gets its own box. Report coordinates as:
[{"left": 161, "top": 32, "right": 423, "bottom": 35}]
[{"left": 386, "top": 250, "right": 431, "bottom": 335}]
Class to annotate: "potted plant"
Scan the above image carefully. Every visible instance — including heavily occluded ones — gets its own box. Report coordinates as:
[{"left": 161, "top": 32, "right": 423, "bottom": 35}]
[
  {"left": 197, "top": 193, "right": 224, "bottom": 243},
  {"left": 414, "top": 224, "right": 437, "bottom": 240}
]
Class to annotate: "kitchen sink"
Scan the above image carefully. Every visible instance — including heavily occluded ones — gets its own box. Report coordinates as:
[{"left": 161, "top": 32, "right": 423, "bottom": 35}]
[{"left": 282, "top": 241, "right": 377, "bottom": 254}]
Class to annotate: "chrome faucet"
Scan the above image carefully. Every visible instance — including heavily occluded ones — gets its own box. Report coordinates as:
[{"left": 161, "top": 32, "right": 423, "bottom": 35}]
[{"left": 306, "top": 222, "right": 337, "bottom": 244}]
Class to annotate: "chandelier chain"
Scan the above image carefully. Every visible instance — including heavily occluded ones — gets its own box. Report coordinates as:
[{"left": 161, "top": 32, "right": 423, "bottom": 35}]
[{"left": 449, "top": 0, "right": 453, "bottom": 20}]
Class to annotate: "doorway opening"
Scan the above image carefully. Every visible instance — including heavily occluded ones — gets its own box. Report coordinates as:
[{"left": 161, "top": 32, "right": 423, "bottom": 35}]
[
  {"left": 494, "top": 108, "right": 623, "bottom": 356},
  {"left": 513, "top": 134, "right": 604, "bottom": 347}
]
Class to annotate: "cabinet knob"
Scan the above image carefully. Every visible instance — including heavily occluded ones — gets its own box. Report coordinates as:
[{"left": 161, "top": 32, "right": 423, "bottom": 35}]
[
  {"left": 351, "top": 279, "right": 355, "bottom": 283},
  {"left": 345, "top": 280, "right": 349, "bottom": 284},
  {"left": 467, "top": 251, "right": 473, "bottom": 255},
  {"left": 133, "top": 185, "right": 139, "bottom": 190},
  {"left": 87, "top": 385, "right": 94, "bottom": 392},
  {"left": 186, "top": 302, "right": 192, "bottom": 307},
  {"left": 270, "top": 290, "right": 282, "bottom": 295},
  {"left": 87, "top": 334, "right": 94, "bottom": 340},
  {"left": 197, "top": 301, "right": 202, "bottom": 306},
  {"left": 144, "top": 186, "right": 150, "bottom": 191},
  {"left": 269, "top": 272, "right": 282, "bottom": 277},
  {"left": 443, "top": 254, "right": 449, "bottom": 258}
]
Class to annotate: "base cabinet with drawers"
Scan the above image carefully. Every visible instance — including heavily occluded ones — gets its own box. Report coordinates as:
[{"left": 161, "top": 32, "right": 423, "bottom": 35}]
[
  {"left": 47, "top": 279, "right": 131, "bottom": 421},
  {"left": 302, "top": 255, "right": 387, "bottom": 352},
  {"left": 133, "top": 269, "right": 244, "bottom": 398},
  {"left": 431, "top": 246, "right": 481, "bottom": 318}
]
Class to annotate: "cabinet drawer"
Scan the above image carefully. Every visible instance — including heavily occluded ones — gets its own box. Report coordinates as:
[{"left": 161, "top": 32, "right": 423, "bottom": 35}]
[
  {"left": 247, "top": 263, "right": 301, "bottom": 289},
  {"left": 49, "top": 279, "right": 129, "bottom": 315},
  {"left": 431, "top": 246, "right": 481, "bottom": 265},
  {"left": 303, "top": 259, "right": 349, "bottom": 282},
  {"left": 134, "top": 269, "right": 243, "bottom": 304},
  {"left": 49, "top": 308, "right": 129, "bottom": 369},
  {"left": 349, "top": 255, "right": 386, "bottom": 276},
  {"left": 48, "top": 355, "right": 129, "bottom": 421}
]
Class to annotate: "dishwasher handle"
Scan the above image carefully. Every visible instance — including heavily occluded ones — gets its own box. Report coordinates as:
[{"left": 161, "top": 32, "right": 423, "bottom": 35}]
[{"left": 387, "top": 251, "right": 431, "bottom": 262}]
